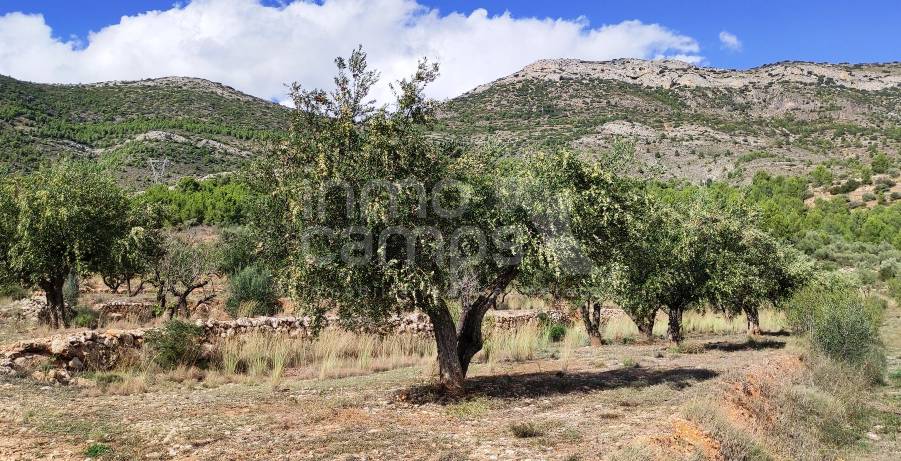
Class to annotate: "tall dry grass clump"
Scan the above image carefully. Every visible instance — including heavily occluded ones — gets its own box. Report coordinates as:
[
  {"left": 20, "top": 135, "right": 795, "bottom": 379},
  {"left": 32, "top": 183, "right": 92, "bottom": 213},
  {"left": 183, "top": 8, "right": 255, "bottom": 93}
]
[
  {"left": 480, "top": 321, "right": 548, "bottom": 370},
  {"left": 215, "top": 329, "right": 435, "bottom": 382},
  {"left": 560, "top": 324, "right": 588, "bottom": 372}
]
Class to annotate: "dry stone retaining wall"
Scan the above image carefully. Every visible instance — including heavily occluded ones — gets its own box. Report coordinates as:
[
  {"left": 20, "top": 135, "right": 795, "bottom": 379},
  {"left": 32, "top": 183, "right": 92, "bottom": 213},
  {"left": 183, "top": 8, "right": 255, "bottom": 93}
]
[{"left": 0, "top": 308, "right": 580, "bottom": 382}]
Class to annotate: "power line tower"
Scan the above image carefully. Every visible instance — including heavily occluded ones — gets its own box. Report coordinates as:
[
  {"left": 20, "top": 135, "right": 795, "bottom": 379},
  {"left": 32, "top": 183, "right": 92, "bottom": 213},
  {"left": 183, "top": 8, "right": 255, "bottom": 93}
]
[{"left": 147, "top": 158, "right": 171, "bottom": 184}]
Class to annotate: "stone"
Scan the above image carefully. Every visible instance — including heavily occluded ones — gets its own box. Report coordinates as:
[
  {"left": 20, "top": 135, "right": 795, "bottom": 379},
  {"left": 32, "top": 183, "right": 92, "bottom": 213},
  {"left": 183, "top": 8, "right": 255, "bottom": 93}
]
[
  {"left": 49, "top": 336, "right": 69, "bottom": 355},
  {"left": 68, "top": 357, "right": 84, "bottom": 371}
]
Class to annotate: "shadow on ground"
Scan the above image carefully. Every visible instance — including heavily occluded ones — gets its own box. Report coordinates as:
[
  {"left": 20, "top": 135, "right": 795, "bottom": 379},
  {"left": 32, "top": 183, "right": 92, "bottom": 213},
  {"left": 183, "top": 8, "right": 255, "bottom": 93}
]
[
  {"left": 400, "top": 366, "right": 718, "bottom": 403},
  {"left": 704, "top": 338, "right": 786, "bottom": 352}
]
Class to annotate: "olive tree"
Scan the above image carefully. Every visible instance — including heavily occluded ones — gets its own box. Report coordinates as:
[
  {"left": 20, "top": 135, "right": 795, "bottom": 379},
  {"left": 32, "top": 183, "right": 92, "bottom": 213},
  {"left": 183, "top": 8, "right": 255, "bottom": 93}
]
[
  {"left": 606, "top": 199, "right": 712, "bottom": 343},
  {"left": 251, "top": 48, "right": 638, "bottom": 391},
  {"left": 0, "top": 162, "right": 129, "bottom": 328},
  {"left": 706, "top": 223, "right": 812, "bottom": 334},
  {"left": 101, "top": 223, "right": 165, "bottom": 296},
  {"left": 159, "top": 236, "right": 216, "bottom": 318}
]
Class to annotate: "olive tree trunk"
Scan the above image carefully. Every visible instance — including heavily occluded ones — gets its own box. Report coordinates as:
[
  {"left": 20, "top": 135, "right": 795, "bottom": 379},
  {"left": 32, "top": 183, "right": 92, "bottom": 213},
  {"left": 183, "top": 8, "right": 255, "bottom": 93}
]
[
  {"left": 426, "top": 306, "right": 465, "bottom": 394},
  {"left": 424, "top": 266, "right": 519, "bottom": 392},
  {"left": 633, "top": 311, "right": 656, "bottom": 342},
  {"left": 743, "top": 304, "right": 762, "bottom": 335},
  {"left": 580, "top": 300, "right": 605, "bottom": 346},
  {"left": 667, "top": 305, "right": 684, "bottom": 343},
  {"left": 39, "top": 277, "right": 70, "bottom": 329}
]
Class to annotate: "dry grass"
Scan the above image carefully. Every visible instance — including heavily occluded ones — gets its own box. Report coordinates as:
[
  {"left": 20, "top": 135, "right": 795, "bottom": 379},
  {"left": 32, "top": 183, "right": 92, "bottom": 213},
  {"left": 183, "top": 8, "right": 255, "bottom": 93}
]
[
  {"left": 603, "top": 309, "right": 787, "bottom": 342},
  {"left": 215, "top": 329, "right": 436, "bottom": 382},
  {"left": 560, "top": 324, "right": 589, "bottom": 372},
  {"left": 479, "top": 321, "right": 548, "bottom": 371}
]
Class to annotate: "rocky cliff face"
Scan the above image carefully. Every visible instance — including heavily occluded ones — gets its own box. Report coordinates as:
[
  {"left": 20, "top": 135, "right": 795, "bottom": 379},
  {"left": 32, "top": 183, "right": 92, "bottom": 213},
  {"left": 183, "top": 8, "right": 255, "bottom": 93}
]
[
  {"left": 474, "top": 59, "right": 901, "bottom": 93},
  {"left": 440, "top": 59, "right": 901, "bottom": 183}
]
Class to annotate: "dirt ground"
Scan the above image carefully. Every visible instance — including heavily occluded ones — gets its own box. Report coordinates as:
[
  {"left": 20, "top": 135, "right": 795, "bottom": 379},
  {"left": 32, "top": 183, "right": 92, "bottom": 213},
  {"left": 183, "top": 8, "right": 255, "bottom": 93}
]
[{"left": 1, "top": 313, "right": 899, "bottom": 460}]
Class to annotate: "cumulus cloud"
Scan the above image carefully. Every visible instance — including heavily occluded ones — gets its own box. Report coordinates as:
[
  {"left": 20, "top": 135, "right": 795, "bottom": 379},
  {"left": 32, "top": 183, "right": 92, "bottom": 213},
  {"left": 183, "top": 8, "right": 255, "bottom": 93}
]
[
  {"left": 718, "top": 30, "right": 742, "bottom": 52},
  {"left": 0, "top": 0, "right": 703, "bottom": 102}
]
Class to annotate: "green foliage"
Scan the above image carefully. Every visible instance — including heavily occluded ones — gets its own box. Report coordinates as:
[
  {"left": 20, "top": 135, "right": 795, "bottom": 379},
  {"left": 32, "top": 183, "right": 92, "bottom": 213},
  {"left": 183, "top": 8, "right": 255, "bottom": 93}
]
[
  {"left": 250, "top": 48, "right": 643, "bottom": 388},
  {"left": 158, "top": 236, "right": 216, "bottom": 317},
  {"left": 810, "top": 164, "right": 833, "bottom": 187},
  {"left": 101, "top": 223, "right": 165, "bottom": 294},
  {"left": 135, "top": 175, "right": 253, "bottom": 226},
  {"left": 62, "top": 273, "right": 79, "bottom": 308},
  {"left": 144, "top": 319, "right": 206, "bottom": 369},
  {"left": 217, "top": 226, "right": 257, "bottom": 275},
  {"left": 72, "top": 307, "right": 100, "bottom": 329},
  {"left": 786, "top": 279, "right": 885, "bottom": 381},
  {"left": 605, "top": 194, "right": 713, "bottom": 338},
  {"left": 0, "top": 73, "right": 287, "bottom": 180},
  {"left": 84, "top": 442, "right": 112, "bottom": 458},
  {"left": 0, "top": 161, "right": 130, "bottom": 327},
  {"left": 545, "top": 323, "right": 567, "bottom": 342},
  {"left": 829, "top": 178, "right": 861, "bottom": 195},
  {"left": 226, "top": 265, "right": 279, "bottom": 318},
  {"left": 0, "top": 283, "right": 28, "bottom": 300},
  {"left": 887, "top": 277, "right": 901, "bottom": 304},
  {"left": 871, "top": 151, "right": 892, "bottom": 174}
]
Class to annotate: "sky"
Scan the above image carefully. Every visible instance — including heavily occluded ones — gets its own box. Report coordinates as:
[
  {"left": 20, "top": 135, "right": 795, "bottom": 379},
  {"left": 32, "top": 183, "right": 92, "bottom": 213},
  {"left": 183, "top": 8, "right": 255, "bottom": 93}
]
[{"left": 0, "top": 0, "right": 898, "bottom": 103}]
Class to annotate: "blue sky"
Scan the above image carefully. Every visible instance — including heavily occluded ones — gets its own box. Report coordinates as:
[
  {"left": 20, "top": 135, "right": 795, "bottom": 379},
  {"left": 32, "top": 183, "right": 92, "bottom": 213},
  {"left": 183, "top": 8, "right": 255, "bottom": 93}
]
[{"left": 0, "top": 0, "right": 898, "bottom": 101}]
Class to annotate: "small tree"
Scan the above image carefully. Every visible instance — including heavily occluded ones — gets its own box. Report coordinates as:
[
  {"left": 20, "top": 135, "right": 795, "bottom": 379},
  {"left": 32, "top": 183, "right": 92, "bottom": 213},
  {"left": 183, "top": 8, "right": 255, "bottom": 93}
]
[
  {"left": 159, "top": 237, "right": 216, "bottom": 318},
  {"left": 0, "top": 162, "right": 129, "bottom": 328},
  {"left": 607, "top": 198, "right": 712, "bottom": 343},
  {"left": 810, "top": 164, "right": 833, "bottom": 187},
  {"left": 101, "top": 225, "right": 165, "bottom": 296}
]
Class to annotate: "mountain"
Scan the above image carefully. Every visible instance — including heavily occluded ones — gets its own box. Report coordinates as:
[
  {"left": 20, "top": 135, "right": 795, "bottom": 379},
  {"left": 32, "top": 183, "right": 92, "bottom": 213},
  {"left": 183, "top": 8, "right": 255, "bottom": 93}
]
[
  {"left": 1, "top": 58, "right": 900, "bottom": 185},
  {"left": 434, "top": 59, "right": 901, "bottom": 182},
  {"left": 0, "top": 75, "right": 289, "bottom": 186}
]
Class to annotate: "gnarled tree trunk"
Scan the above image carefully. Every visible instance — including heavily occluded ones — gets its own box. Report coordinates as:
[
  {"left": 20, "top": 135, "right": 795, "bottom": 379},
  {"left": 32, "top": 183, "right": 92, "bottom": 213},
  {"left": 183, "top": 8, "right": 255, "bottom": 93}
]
[
  {"left": 39, "top": 277, "right": 70, "bottom": 329},
  {"left": 456, "top": 266, "right": 519, "bottom": 376},
  {"left": 426, "top": 305, "right": 465, "bottom": 394},
  {"left": 127, "top": 279, "right": 146, "bottom": 297},
  {"left": 667, "top": 305, "right": 684, "bottom": 343},
  {"left": 743, "top": 304, "right": 762, "bottom": 335},
  {"left": 423, "top": 266, "right": 519, "bottom": 393},
  {"left": 580, "top": 299, "right": 604, "bottom": 346}
]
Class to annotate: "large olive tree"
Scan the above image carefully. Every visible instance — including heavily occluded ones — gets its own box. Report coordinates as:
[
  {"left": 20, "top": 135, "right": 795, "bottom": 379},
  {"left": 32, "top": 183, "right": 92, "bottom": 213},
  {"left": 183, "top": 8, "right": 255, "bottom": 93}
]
[
  {"left": 251, "top": 48, "right": 638, "bottom": 391},
  {"left": 0, "top": 162, "right": 130, "bottom": 328}
]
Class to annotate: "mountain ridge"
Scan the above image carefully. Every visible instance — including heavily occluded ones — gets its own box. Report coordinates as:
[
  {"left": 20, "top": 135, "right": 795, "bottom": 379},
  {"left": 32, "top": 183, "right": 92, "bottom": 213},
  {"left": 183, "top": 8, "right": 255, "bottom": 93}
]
[{"left": 1, "top": 58, "right": 899, "bottom": 185}]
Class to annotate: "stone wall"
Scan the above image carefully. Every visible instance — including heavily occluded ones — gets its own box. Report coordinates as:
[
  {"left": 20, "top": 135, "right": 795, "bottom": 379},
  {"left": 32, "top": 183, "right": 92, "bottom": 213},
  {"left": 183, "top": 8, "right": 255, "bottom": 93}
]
[
  {"left": 0, "top": 329, "right": 145, "bottom": 384},
  {"left": 0, "top": 308, "right": 578, "bottom": 382}
]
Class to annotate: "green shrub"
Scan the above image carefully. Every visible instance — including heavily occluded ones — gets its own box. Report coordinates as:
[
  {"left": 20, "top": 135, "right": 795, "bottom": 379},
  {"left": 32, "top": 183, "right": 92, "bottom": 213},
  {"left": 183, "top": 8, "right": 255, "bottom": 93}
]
[
  {"left": 144, "top": 319, "right": 206, "bottom": 369},
  {"left": 217, "top": 226, "right": 257, "bottom": 275},
  {"left": 786, "top": 281, "right": 885, "bottom": 381},
  {"left": 72, "top": 307, "right": 100, "bottom": 329},
  {"left": 0, "top": 283, "right": 28, "bottom": 300},
  {"left": 888, "top": 277, "right": 901, "bottom": 304},
  {"left": 226, "top": 265, "right": 279, "bottom": 318},
  {"left": 63, "top": 273, "right": 79, "bottom": 307},
  {"left": 509, "top": 421, "right": 545, "bottom": 438},
  {"left": 545, "top": 323, "right": 567, "bottom": 342},
  {"left": 84, "top": 443, "right": 112, "bottom": 458}
]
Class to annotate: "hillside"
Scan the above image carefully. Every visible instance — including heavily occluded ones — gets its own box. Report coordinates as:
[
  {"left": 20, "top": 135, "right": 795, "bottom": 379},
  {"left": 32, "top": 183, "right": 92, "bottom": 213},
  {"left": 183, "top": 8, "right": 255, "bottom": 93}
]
[
  {"left": 0, "top": 75, "right": 289, "bottom": 186},
  {"left": 435, "top": 59, "right": 901, "bottom": 182},
  {"left": 2, "top": 59, "right": 900, "bottom": 185}
]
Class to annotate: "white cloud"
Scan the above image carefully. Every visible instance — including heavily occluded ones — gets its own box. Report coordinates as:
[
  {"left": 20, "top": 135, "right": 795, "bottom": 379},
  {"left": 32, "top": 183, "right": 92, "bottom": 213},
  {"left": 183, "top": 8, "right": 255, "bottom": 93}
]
[
  {"left": 0, "top": 0, "right": 703, "bottom": 102},
  {"left": 718, "top": 30, "right": 742, "bottom": 52}
]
